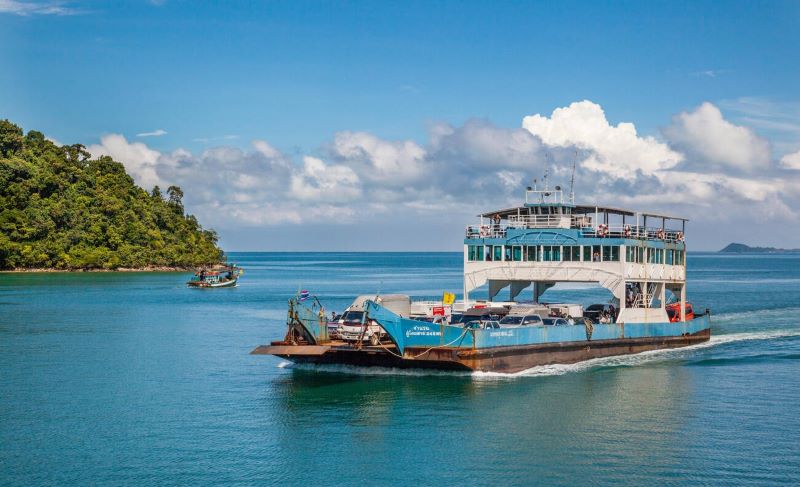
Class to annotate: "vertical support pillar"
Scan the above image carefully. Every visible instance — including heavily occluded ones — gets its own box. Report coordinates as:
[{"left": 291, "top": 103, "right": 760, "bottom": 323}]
[{"left": 680, "top": 283, "right": 686, "bottom": 322}]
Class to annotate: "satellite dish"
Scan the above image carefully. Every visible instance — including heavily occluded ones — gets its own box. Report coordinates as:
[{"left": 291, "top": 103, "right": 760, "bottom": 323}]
[{"left": 526, "top": 186, "right": 532, "bottom": 191}]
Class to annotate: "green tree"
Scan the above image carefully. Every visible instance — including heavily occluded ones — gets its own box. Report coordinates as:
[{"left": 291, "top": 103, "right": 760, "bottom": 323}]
[
  {"left": 0, "top": 119, "right": 24, "bottom": 156},
  {"left": 0, "top": 121, "right": 223, "bottom": 270}
]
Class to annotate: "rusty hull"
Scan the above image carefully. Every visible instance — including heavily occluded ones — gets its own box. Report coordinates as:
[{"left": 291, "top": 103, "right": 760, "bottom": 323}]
[{"left": 252, "top": 329, "right": 711, "bottom": 373}]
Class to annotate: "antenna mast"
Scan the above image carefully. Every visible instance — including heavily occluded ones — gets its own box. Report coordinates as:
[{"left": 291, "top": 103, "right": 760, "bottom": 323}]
[{"left": 569, "top": 150, "right": 577, "bottom": 204}]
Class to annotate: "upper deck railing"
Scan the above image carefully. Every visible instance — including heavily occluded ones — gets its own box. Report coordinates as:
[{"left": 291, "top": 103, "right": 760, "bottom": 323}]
[{"left": 465, "top": 221, "right": 685, "bottom": 243}]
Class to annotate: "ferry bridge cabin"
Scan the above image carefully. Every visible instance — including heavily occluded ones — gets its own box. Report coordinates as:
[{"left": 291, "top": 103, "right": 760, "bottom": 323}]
[{"left": 463, "top": 188, "right": 689, "bottom": 324}]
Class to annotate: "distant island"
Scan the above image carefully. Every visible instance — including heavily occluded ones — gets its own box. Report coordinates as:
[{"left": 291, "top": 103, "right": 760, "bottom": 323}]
[
  {"left": 720, "top": 243, "right": 800, "bottom": 254},
  {"left": 0, "top": 119, "right": 223, "bottom": 271}
]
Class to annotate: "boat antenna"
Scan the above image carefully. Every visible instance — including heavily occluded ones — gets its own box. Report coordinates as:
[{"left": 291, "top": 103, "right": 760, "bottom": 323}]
[{"left": 569, "top": 149, "right": 577, "bottom": 204}]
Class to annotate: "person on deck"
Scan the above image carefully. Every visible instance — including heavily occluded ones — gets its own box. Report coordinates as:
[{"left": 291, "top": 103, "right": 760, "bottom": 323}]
[{"left": 492, "top": 214, "right": 501, "bottom": 236}]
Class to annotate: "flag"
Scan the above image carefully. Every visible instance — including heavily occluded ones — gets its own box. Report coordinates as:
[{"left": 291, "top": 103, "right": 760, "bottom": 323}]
[
  {"left": 299, "top": 290, "right": 310, "bottom": 301},
  {"left": 442, "top": 292, "right": 455, "bottom": 305}
]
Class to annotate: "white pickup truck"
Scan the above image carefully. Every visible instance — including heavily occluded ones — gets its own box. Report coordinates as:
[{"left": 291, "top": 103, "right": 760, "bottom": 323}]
[{"left": 337, "top": 294, "right": 411, "bottom": 346}]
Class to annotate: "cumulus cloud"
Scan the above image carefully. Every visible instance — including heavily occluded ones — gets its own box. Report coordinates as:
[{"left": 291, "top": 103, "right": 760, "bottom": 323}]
[
  {"left": 780, "top": 150, "right": 800, "bottom": 170},
  {"left": 85, "top": 100, "right": 800, "bottom": 242},
  {"left": 522, "top": 100, "right": 683, "bottom": 179},
  {"left": 290, "top": 156, "right": 361, "bottom": 203},
  {"left": 87, "top": 134, "right": 164, "bottom": 189},
  {"left": 330, "top": 131, "right": 426, "bottom": 185},
  {"left": 663, "top": 102, "right": 771, "bottom": 172}
]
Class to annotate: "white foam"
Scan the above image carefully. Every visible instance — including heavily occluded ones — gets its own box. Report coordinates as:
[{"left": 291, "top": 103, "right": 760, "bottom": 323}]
[{"left": 275, "top": 329, "right": 800, "bottom": 379}]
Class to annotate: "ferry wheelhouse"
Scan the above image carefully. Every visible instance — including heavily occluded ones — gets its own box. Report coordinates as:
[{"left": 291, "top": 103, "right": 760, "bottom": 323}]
[{"left": 252, "top": 188, "right": 710, "bottom": 373}]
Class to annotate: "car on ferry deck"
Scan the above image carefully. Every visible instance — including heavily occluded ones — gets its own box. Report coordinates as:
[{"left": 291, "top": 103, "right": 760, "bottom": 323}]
[
  {"left": 543, "top": 317, "right": 570, "bottom": 326},
  {"left": 499, "top": 314, "right": 544, "bottom": 327}
]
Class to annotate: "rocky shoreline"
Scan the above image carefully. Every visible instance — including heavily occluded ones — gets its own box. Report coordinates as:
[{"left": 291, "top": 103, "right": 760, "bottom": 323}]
[{"left": 2, "top": 266, "right": 194, "bottom": 273}]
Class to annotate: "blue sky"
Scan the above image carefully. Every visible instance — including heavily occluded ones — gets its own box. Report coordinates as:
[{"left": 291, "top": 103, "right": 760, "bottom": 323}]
[{"left": 2, "top": 1, "right": 800, "bottom": 251}]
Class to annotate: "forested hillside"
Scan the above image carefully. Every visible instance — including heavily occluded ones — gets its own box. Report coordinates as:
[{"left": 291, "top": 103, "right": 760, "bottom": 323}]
[{"left": 0, "top": 120, "right": 223, "bottom": 270}]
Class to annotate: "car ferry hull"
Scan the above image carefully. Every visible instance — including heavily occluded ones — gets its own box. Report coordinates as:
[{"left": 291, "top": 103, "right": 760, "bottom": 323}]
[
  {"left": 252, "top": 300, "right": 711, "bottom": 373},
  {"left": 252, "top": 327, "right": 709, "bottom": 373}
]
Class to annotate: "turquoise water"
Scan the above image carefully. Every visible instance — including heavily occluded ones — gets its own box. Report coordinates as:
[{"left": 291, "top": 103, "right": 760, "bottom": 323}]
[{"left": 2, "top": 252, "right": 799, "bottom": 485}]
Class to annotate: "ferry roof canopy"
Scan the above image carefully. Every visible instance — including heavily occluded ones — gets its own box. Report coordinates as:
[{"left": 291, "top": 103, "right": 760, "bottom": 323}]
[{"left": 480, "top": 204, "right": 688, "bottom": 222}]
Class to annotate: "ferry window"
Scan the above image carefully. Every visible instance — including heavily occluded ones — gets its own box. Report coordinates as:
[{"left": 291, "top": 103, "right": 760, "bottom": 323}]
[
  {"left": 666, "top": 249, "right": 674, "bottom": 265},
  {"left": 658, "top": 249, "right": 664, "bottom": 264},
  {"left": 526, "top": 246, "right": 540, "bottom": 261},
  {"left": 468, "top": 245, "right": 483, "bottom": 261},
  {"left": 552, "top": 246, "right": 561, "bottom": 261},
  {"left": 602, "top": 246, "right": 619, "bottom": 261},
  {"left": 505, "top": 246, "right": 512, "bottom": 261},
  {"left": 592, "top": 245, "right": 601, "bottom": 262},
  {"left": 583, "top": 246, "right": 591, "bottom": 261},
  {"left": 647, "top": 248, "right": 654, "bottom": 263},
  {"left": 485, "top": 246, "right": 493, "bottom": 261},
  {"left": 512, "top": 246, "right": 522, "bottom": 261},
  {"left": 542, "top": 245, "right": 552, "bottom": 261},
  {"left": 637, "top": 247, "right": 644, "bottom": 263},
  {"left": 626, "top": 246, "right": 635, "bottom": 263},
  {"left": 494, "top": 246, "right": 503, "bottom": 262},
  {"left": 564, "top": 246, "right": 580, "bottom": 261}
]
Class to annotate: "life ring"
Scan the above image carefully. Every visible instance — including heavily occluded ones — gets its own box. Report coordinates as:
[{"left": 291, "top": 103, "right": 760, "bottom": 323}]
[
  {"left": 676, "top": 231, "right": 684, "bottom": 242},
  {"left": 479, "top": 225, "right": 489, "bottom": 238},
  {"left": 598, "top": 223, "right": 608, "bottom": 237},
  {"left": 657, "top": 229, "right": 665, "bottom": 240},
  {"left": 624, "top": 225, "right": 631, "bottom": 237}
]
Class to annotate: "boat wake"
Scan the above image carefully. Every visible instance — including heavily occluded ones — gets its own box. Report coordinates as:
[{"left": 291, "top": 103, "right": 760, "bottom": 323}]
[
  {"left": 277, "top": 329, "right": 800, "bottom": 379},
  {"left": 475, "top": 328, "right": 800, "bottom": 380}
]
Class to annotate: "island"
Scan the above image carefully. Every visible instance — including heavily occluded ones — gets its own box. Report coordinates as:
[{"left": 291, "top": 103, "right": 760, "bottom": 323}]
[
  {"left": 0, "top": 119, "right": 223, "bottom": 271},
  {"left": 719, "top": 243, "right": 800, "bottom": 254}
]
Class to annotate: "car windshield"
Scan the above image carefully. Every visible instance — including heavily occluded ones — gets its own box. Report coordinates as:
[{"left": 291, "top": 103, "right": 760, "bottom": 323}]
[
  {"left": 586, "top": 305, "right": 605, "bottom": 311},
  {"left": 522, "top": 316, "right": 542, "bottom": 324},
  {"left": 341, "top": 311, "right": 364, "bottom": 323},
  {"left": 543, "top": 318, "right": 556, "bottom": 326},
  {"left": 499, "top": 316, "right": 523, "bottom": 325}
]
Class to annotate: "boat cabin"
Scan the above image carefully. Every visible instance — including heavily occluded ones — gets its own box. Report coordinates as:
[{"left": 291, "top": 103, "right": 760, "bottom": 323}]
[{"left": 463, "top": 188, "right": 690, "bottom": 324}]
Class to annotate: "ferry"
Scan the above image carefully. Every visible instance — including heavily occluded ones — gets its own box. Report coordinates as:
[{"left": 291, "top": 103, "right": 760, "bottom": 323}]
[{"left": 252, "top": 186, "right": 710, "bottom": 373}]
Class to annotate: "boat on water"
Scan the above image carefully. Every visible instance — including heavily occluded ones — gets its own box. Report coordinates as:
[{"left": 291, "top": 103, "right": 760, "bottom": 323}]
[
  {"left": 252, "top": 186, "right": 710, "bottom": 373},
  {"left": 187, "top": 264, "right": 243, "bottom": 288}
]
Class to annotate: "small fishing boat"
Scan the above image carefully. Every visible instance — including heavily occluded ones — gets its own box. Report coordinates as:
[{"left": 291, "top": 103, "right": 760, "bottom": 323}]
[
  {"left": 187, "top": 264, "right": 243, "bottom": 288},
  {"left": 252, "top": 182, "right": 710, "bottom": 373}
]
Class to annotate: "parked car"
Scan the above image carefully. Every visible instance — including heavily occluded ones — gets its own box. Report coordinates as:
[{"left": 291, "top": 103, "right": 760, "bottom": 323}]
[
  {"left": 543, "top": 317, "right": 570, "bottom": 326},
  {"left": 499, "top": 315, "right": 544, "bottom": 327}
]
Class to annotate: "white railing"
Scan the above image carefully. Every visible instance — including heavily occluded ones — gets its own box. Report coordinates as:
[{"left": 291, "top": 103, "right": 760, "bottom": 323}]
[
  {"left": 580, "top": 225, "right": 685, "bottom": 243},
  {"left": 465, "top": 222, "right": 686, "bottom": 243},
  {"left": 507, "top": 214, "right": 571, "bottom": 229}
]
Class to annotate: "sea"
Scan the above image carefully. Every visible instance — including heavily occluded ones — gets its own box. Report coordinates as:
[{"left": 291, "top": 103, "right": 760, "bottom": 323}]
[{"left": 1, "top": 252, "right": 799, "bottom": 485}]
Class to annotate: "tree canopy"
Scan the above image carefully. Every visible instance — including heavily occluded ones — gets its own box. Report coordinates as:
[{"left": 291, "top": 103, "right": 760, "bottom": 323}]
[{"left": 0, "top": 120, "right": 223, "bottom": 270}]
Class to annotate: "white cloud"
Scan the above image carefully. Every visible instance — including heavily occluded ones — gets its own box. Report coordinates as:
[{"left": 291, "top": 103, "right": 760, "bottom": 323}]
[
  {"left": 331, "top": 131, "right": 426, "bottom": 185},
  {"left": 83, "top": 100, "right": 800, "bottom": 243},
  {"left": 522, "top": 100, "right": 683, "bottom": 179},
  {"left": 289, "top": 156, "right": 361, "bottom": 203},
  {"left": 0, "top": 0, "right": 78, "bottom": 15},
  {"left": 780, "top": 150, "right": 800, "bottom": 170},
  {"left": 136, "top": 129, "right": 167, "bottom": 137},
  {"left": 663, "top": 102, "right": 771, "bottom": 171},
  {"left": 87, "top": 134, "right": 164, "bottom": 189}
]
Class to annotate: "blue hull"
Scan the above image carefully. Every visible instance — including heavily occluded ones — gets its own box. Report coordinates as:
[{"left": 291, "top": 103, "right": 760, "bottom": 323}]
[{"left": 364, "top": 300, "right": 711, "bottom": 355}]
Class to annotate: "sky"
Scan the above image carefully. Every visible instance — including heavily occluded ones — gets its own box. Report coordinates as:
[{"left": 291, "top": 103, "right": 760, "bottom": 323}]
[{"left": 2, "top": 0, "right": 800, "bottom": 251}]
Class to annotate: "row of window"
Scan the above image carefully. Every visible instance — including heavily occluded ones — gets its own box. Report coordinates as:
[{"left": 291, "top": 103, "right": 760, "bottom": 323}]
[{"left": 468, "top": 244, "right": 684, "bottom": 265}]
